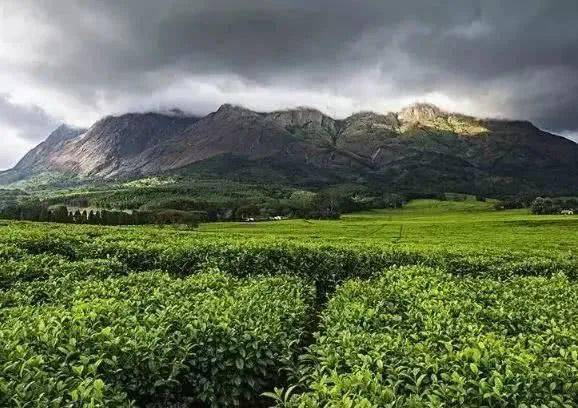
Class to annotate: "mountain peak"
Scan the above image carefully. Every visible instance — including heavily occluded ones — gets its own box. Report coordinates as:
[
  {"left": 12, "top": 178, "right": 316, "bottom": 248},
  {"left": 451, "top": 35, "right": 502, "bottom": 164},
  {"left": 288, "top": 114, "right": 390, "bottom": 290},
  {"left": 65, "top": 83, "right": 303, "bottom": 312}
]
[
  {"left": 398, "top": 103, "right": 445, "bottom": 123},
  {"left": 45, "top": 124, "right": 86, "bottom": 144},
  {"left": 2, "top": 103, "right": 577, "bottom": 196},
  {"left": 216, "top": 103, "right": 251, "bottom": 114},
  {"left": 211, "top": 104, "right": 261, "bottom": 122},
  {"left": 396, "top": 103, "right": 491, "bottom": 135},
  {"left": 267, "top": 106, "right": 335, "bottom": 131},
  {"left": 286, "top": 106, "right": 324, "bottom": 114}
]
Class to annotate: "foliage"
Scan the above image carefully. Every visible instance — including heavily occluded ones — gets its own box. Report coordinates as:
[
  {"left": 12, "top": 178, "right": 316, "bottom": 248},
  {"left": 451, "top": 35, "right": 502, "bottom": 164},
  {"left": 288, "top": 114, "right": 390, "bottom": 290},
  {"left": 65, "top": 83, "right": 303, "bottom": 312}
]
[
  {"left": 0, "top": 199, "right": 577, "bottom": 406},
  {"left": 1, "top": 200, "right": 577, "bottom": 297},
  {"left": 0, "top": 204, "right": 202, "bottom": 227},
  {"left": 531, "top": 196, "right": 578, "bottom": 214},
  {"left": 493, "top": 194, "right": 536, "bottom": 211},
  {"left": 0, "top": 271, "right": 313, "bottom": 407},
  {"left": 288, "top": 266, "right": 578, "bottom": 407},
  {"left": 0, "top": 175, "right": 412, "bottom": 222}
]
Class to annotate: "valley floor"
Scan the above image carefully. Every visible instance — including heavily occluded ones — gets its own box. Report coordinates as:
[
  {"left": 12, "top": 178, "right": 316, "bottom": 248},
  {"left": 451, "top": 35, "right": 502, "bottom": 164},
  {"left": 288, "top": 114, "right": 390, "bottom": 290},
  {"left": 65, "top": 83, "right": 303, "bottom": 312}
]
[{"left": 198, "top": 199, "right": 578, "bottom": 254}]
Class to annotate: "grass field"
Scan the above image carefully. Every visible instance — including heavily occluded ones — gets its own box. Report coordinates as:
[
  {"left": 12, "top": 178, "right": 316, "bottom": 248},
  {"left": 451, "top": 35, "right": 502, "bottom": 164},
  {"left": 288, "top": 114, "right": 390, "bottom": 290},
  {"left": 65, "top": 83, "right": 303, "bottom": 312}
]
[
  {"left": 199, "top": 199, "right": 578, "bottom": 254},
  {"left": 1, "top": 199, "right": 578, "bottom": 406}
]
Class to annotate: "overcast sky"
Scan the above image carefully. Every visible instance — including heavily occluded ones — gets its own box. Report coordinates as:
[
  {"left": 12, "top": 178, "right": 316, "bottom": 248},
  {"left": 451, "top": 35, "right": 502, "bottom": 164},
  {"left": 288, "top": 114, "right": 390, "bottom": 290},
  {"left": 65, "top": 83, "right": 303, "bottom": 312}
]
[{"left": 1, "top": 0, "right": 577, "bottom": 169}]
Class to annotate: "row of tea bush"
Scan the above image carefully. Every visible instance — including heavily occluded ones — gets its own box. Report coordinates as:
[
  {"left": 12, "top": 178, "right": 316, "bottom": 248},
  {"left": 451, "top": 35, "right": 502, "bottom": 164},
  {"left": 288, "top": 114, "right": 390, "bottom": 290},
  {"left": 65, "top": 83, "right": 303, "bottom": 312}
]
[
  {"left": 288, "top": 266, "right": 578, "bottom": 407},
  {"left": 1, "top": 226, "right": 576, "bottom": 301},
  {"left": 0, "top": 271, "right": 314, "bottom": 407}
]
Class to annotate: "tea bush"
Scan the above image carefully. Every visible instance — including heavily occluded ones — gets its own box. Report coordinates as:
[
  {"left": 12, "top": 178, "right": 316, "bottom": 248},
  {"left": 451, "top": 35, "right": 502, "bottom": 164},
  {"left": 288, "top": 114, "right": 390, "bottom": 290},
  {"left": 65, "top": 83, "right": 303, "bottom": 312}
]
[
  {"left": 0, "top": 254, "right": 126, "bottom": 289},
  {"left": 2, "top": 224, "right": 577, "bottom": 290},
  {"left": 289, "top": 266, "right": 578, "bottom": 407},
  {"left": 0, "top": 244, "right": 25, "bottom": 261},
  {"left": 1, "top": 220, "right": 578, "bottom": 406},
  {"left": 0, "top": 254, "right": 64, "bottom": 290},
  {"left": 0, "top": 272, "right": 314, "bottom": 407},
  {"left": 0, "top": 257, "right": 128, "bottom": 310}
]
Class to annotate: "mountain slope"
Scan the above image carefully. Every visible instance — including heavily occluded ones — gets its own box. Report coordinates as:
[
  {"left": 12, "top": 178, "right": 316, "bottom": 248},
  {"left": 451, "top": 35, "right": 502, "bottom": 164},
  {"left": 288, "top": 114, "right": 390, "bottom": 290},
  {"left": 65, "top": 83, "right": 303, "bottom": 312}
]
[
  {"left": 0, "top": 125, "right": 87, "bottom": 184},
  {"left": 1, "top": 103, "right": 577, "bottom": 195}
]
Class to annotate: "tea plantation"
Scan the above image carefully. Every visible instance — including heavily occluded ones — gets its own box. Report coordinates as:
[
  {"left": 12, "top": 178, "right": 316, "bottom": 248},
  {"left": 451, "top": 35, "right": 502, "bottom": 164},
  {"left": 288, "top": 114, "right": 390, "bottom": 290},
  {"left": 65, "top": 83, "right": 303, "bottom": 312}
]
[{"left": 1, "top": 199, "right": 577, "bottom": 407}]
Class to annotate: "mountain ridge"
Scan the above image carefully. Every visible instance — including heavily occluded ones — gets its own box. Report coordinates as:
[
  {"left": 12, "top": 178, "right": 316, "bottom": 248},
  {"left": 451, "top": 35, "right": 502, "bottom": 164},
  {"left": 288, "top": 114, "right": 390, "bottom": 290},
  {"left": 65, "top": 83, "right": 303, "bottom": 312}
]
[{"left": 1, "top": 103, "right": 577, "bottom": 196}]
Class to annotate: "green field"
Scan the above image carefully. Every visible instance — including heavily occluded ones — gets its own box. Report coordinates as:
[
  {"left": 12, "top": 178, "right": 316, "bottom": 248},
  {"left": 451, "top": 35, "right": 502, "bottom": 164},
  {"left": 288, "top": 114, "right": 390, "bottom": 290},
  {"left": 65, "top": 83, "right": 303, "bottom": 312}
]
[
  {"left": 1, "top": 199, "right": 578, "bottom": 407},
  {"left": 198, "top": 199, "right": 578, "bottom": 253}
]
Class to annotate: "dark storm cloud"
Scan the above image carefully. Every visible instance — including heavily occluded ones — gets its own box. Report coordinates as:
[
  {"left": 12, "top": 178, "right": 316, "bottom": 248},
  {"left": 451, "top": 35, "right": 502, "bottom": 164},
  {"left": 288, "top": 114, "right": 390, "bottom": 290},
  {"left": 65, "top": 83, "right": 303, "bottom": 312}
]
[
  {"left": 0, "top": 95, "right": 59, "bottom": 169},
  {"left": 21, "top": 0, "right": 486, "bottom": 87},
  {"left": 0, "top": 95, "right": 59, "bottom": 141},
  {"left": 1, "top": 0, "right": 578, "bottom": 149}
]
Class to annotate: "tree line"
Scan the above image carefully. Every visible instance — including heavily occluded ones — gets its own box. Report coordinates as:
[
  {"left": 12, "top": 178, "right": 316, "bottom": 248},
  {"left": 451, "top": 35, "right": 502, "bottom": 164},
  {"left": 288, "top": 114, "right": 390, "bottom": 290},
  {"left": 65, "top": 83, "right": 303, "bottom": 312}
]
[
  {"left": 0, "top": 203, "right": 202, "bottom": 227},
  {"left": 530, "top": 197, "right": 578, "bottom": 215},
  {"left": 0, "top": 189, "right": 406, "bottom": 225}
]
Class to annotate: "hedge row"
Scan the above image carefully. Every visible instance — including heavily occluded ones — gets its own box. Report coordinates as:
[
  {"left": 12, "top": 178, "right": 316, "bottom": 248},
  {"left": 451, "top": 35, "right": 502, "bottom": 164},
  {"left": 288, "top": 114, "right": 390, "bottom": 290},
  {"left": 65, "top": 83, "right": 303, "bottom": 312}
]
[
  {"left": 2, "top": 232, "right": 577, "bottom": 301},
  {"left": 0, "top": 254, "right": 127, "bottom": 291},
  {"left": 0, "top": 272, "right": 314, "bottom": 407},
  {"left": 288, "top": 266, "right": 578, "bottom": 407},
  {"left": 0, "top": 244, "right": 25, "bottom": 261},
  {"left": 0, "top": 259, "right": 131, "bottom": 312}
]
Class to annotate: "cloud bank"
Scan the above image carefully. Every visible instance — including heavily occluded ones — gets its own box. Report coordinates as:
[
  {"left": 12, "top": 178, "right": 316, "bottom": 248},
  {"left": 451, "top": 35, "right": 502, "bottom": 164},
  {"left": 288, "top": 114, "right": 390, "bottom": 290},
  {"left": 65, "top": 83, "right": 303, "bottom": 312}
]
[{"left": 1, "top": 0, "right": 577, "bottom": 168}]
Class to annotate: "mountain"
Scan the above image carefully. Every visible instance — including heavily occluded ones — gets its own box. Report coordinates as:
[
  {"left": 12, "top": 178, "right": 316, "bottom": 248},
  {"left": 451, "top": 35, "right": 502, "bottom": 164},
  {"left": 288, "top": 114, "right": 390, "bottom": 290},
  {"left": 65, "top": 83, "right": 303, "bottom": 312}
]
[
  {"left": 0, "top": 125, "right": 87, "bottom": 184},
  {"left": 1, "top": 103, "right": 577, "bottom": 196}
]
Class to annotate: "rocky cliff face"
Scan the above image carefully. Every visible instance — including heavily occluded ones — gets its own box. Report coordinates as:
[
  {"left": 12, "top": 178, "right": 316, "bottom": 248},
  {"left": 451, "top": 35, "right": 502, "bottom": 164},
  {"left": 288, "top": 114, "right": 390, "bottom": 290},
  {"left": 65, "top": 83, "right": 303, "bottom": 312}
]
[
  {"left": 13, "top": 124, "right": 86, "bottom": 171},
  {"left": 47, "top": 113, "right": 199, "bottom": 177},
  {"left": 1, "top": 125, "right": 88, "bottom": 184},
  {"left": 2, "top": 103, "right": 577, "bottom": 194}
]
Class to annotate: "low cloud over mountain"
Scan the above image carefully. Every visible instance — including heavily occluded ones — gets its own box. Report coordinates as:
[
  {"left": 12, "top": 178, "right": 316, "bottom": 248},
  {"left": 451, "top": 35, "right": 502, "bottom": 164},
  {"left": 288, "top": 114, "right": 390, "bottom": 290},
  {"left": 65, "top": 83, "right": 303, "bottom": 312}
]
[
  {"left": 2, "top": 103, "right": 577, "bottom": 196},
  {"left": 1, "top": 1, "right": 578, "bottom": 168}
]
